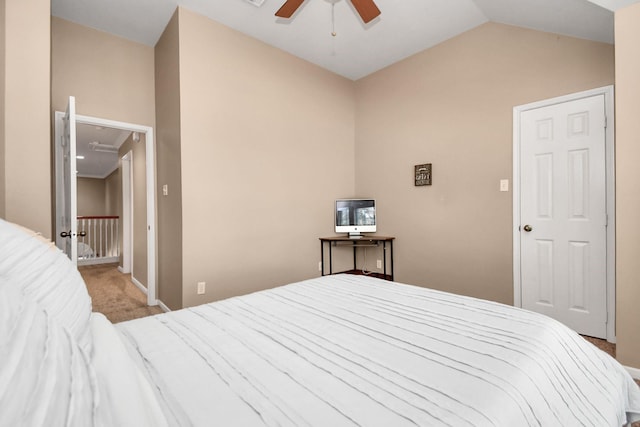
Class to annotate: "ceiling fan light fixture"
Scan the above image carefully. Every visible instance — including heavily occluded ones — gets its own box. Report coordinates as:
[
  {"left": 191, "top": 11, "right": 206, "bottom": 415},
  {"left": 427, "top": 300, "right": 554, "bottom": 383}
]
[
  {"left": 245, "top": 0, "right": 266, "bottom": 7},
  {"left": 275, "top": 0, "right": 380, "bottom": 24}
]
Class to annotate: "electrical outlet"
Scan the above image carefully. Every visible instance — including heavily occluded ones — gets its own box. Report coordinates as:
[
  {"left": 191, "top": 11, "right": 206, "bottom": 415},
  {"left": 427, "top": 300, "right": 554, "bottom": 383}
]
[
  {"left": 197, "top": 281, "right": 206, "bottom": 295},
  {"left": 377, "top": 259, "right": 382, "bottom": 269},
  {"left": 318, "top": 261, "right": 322, "bottom": 272}
]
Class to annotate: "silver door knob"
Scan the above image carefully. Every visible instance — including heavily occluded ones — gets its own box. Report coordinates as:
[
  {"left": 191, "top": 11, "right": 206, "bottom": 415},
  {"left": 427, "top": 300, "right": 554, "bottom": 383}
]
[{"left": 523, "top": 225, "right": 533, "bottom": 232}]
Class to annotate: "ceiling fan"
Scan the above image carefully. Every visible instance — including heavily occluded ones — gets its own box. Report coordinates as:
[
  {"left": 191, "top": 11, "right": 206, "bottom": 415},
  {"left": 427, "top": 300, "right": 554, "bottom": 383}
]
[{"left": 275, "top": 0, "right": 381, "bottom": 24}]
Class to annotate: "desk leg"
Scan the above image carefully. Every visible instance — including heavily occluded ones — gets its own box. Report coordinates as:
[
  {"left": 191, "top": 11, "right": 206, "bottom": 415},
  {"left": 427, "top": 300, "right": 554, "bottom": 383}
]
[
  {"left": 383, "top": 241, "right": 387, "bottom": 279},
  {"left": 353, "top": 244, "right": 357, "bottom": 273},
  {"left": 329, "top": 242, "right": 333, "bottom": 275},
  {"left": 390, "top": 240, "right": 394, "bottom": 281}
]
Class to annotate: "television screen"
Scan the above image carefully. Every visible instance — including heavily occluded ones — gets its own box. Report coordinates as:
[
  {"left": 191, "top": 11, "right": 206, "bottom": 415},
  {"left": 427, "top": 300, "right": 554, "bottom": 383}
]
[{"left": 335, "top": 199, "right": 376, "bottom": 237}]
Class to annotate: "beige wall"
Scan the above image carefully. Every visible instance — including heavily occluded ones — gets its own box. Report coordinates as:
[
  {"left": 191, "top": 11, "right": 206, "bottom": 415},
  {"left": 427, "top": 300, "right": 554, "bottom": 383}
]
[
  {"left": 120, "top": 134, "right": 147, "bottom": 288},
  {"left": 77, "top": 177, "right": 106, "bottom": 216},
  {"left": 615, "top": 2, "right": 640, "bottom": 369},
  {"left": 51, "top": 17, "right": 155, "bottom": 127},
  {"left": 177, "top": 8, "right": 355, "bottom": 307},
  {"left": 78, "top": 172, "right": 120, "bottom": 217},
  {"left": 51, "top": 16, "right": 155, "bottom": 287},
  {"left": 2, "top": 0, "right": 51, "bottom": 237},
  {"left": 355, "top": 23, "right": 614, "bottom": 304},
  {"left": 0, "top": 0, "right": 5, "bottom": 218},
  {"left": 155, "top": 10, "right": 183, "bottom": 310},
  {"left": 105, "top": 169, "right": 119, "bottom": 216}
]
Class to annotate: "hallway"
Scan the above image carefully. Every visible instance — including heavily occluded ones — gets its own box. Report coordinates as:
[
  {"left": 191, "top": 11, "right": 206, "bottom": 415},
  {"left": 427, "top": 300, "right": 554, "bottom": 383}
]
[{"left": 79, "top": 263, "right": 163, "bottom": 323}]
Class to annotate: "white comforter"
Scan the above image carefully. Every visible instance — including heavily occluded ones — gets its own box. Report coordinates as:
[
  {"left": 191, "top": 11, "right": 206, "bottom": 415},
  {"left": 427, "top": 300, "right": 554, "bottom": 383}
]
[{"left": 117, "top": 275, "right": 640, "bottom": 426}]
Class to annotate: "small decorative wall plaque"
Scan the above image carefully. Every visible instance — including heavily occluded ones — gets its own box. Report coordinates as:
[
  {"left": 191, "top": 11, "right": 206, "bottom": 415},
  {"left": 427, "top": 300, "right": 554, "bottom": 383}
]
[{"left": 414, "top": 163, "right": 432, "bottom": 186}]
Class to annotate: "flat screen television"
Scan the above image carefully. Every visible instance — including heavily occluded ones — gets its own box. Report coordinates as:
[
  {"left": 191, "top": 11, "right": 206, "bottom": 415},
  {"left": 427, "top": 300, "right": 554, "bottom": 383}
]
[{"left": 335, "top": 199, "right": 376, "bottom": 238}]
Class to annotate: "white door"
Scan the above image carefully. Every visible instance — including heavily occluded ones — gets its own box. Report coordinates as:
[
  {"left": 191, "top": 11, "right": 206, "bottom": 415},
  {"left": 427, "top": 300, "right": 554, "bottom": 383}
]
[
  {"left": 59, "top": 96, "right": 79, "bottom": 264},
  {"left": 520, "top": 94, "right": 607, "bottom": 338}
]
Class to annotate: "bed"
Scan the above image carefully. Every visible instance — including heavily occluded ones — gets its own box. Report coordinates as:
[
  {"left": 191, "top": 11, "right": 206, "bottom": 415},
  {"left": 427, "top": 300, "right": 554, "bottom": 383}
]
[{"left": 2, "top": 218, "right": 640, "bottom": 426}]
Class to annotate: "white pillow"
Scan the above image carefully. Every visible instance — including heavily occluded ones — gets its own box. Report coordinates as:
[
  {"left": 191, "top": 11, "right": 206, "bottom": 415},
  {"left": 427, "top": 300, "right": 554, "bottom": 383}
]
[
  {"left": 90, "top": 313, "right": 169, "bottom": 427},
  {"left": 0, "top": 219, "right": 93, "bottom": 354},
  {"left": 0, "top": 280, "right": 98, "bottom": 426}
]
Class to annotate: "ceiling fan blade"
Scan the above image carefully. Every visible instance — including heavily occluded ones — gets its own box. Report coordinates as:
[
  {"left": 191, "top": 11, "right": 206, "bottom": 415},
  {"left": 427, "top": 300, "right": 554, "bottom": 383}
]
[
  {"left": 350, "top": 0, "right": 381, "bottom": 23},
  {"left": 275, "top": 0, "right": 305, "bottom": 18}
]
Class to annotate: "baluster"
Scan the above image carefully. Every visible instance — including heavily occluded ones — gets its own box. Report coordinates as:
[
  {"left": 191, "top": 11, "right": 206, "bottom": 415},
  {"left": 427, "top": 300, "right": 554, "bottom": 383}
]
[
  {"left": 81, "top": 218, "right": 85, "bottom": 259},
  {"left": 93, "top": 219, "right": 97, "bottom": 259},
  {"left": 86, "top": 219, "right": 89, "bottom": 258},
  {"left": 85, "top": 218, "right": 89, "bottom": 259},
  {"left": 109, "top": 218, "right": 114, "bottom": 257},
  {"left": 106, "top": 218, "right": 110, "bottom": 257},
  {"left": 116, "top": 218, "right": 120, "bottom": 258},
  {"left": 99, "top": 218, "right": 103, "bottom": 259}
]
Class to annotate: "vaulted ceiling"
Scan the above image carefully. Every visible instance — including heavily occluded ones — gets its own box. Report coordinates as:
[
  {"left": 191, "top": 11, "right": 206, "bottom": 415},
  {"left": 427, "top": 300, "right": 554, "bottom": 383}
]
[{"left": 51, "top": 0, "right": 636, "bottom": 81}]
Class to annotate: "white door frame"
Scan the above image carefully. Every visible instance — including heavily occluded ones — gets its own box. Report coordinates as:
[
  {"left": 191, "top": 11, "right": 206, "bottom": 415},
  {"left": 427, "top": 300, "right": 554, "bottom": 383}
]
[
  {"left": 54, "top": 112, "right": 157, "bottom": 307},
  {"left": 120, "top": 151, "right": 133, "bottom": 275},
  {"left": 513, "top": 85, "right": 615, "bottom": 342}
]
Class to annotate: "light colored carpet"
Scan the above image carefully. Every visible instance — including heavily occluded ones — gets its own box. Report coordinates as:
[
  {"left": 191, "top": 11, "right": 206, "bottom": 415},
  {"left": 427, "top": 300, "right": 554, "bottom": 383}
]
[{"left": 79, "top": 263, "right": 163, "bottom": 323}]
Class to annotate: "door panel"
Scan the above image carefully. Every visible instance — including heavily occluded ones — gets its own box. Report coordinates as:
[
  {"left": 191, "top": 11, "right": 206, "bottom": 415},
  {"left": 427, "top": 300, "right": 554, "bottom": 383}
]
[
  {"left": 520, "top": 94, "right": 607, "bottom": 338},
  {"left": 535, "top": 239, "right": 554, "bottom": 306},
  {"left": 61, "top": 96, "right": 78, "bottom": 264}
]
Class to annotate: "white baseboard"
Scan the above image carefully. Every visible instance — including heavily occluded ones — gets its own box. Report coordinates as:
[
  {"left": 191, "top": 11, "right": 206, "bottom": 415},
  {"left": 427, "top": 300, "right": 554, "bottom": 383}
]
[
  {"left": 129, "top": 276, "right": 170, "bottom": 312},
  {"left": 117, "top": 266, "right": 130, "bottom": 274},
  {"left": 78, "top": 257, "right": 119, "bottom": 266},
  {"left": 156, "top": 299, "right": 171, "bottom": 313},
  {"left": 625, "top": 365, "right": 640, "bottom": 380},
  {"left": 131, "top": 276, "right": 147, "bottom": 295}
]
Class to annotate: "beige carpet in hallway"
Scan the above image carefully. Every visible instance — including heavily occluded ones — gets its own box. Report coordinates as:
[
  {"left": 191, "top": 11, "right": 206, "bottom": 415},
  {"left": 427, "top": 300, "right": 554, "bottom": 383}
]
[{"left": 79, "top": 263, "right": 163, "bottom": 323}]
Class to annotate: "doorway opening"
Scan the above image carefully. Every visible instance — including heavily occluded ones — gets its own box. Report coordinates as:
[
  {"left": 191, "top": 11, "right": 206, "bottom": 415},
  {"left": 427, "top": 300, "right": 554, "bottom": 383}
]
[
  {"left": 54, "top": 111, "right": 157, "bottom": 307},
  {"left": 120, "top": 151, "right": 132, "bottom": 275}
]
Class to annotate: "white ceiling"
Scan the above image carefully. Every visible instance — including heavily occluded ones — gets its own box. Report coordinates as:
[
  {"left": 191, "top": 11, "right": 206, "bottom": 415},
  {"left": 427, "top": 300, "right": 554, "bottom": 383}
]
[
  {"left": 49, "top": 0, "right": 634, "bottom": 81},
  {"left": 54, "top": 0, "right": 636, "bottom": 179},
  {"left": 76, "top": 123, "right": 130, "bottom": 178}
]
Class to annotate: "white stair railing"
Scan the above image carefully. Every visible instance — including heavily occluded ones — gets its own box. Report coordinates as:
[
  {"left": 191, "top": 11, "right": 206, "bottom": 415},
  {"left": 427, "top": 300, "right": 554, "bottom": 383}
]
[{"left": 77, "top": 216, "right": 120, "bottom": 265}]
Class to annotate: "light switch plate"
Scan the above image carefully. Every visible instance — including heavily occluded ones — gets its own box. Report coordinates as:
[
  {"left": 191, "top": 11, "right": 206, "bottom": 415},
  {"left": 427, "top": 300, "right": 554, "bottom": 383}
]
[
  {"left": 500, "top": 179, "right": 509, "bottom": 192},
  {"left": 197, "top": 281, "right": 206, "bottom": 295}
]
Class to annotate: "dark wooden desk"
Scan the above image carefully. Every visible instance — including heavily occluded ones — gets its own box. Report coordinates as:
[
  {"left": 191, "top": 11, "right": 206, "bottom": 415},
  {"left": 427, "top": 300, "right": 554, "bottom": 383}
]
[{"left": 319, "top": 235, "right": 395, "bottom": 281}]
